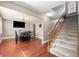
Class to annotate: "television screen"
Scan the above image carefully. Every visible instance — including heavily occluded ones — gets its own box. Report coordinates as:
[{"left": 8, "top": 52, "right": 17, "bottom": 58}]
[{"left": 13, "top": 21, "right": 25, "bottom": 28}]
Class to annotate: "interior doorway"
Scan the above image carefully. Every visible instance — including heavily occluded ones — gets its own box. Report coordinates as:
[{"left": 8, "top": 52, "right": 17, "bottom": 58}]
[{"left": 33, "top": 24, "right": 36, "bottom": 40}]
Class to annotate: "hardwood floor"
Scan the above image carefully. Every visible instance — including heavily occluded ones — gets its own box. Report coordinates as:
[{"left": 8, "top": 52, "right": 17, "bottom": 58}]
[{"left": 0, "top": 38, "right": 56, "bottom": 57}]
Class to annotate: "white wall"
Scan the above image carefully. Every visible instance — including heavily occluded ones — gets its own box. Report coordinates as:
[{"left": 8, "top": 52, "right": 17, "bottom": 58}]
[
  {"left": 0, "top": 16, "right": 2, "bottom": 34},
  {"left": 53, "top": 4, "right": 65, "bottom": 16},
  {"left": 35, "top": 20, "right": 43, "bottom": 39},
  {"left": 0, "top": 14, "right": 2, "bottom": 43},
  {"left": 0, "top": 1, "right": 42, "bottom": 19},
  {"left": 2, "top": 18, "right": 43, "bottom": 40},
  {"left": 3, "top": 19, "right": 25, "bottom": 37},
  {"left": 0, "top": 6, "right": 43, "bottom": 40},
  {"left": 42, "top": 16, "right": 50, "bottom": 43},
  {"left": 42, "top": 16, "right": 58, "bottom": 44},
  {"left": 0, "top": 6, "right": 28, "bottom": 38}
]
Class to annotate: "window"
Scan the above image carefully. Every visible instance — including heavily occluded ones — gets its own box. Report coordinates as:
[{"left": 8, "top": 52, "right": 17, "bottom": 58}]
[{"left": 67, "top": 2, "right": 77, "bottom": 14}]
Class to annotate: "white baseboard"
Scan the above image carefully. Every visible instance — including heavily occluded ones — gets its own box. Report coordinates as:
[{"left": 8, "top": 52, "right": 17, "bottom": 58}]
[
  {"left": 2, "top": 36, "right": 15, "bottom": 39},
  {"left": 0, "top": 39, "right": 2, "bottom": 43},
  {"left": 0, "top": 34, "right": 2, "bottom": 43},
  {"left": 35, "top": 36, "right": 43, "bottom": 40},
  {"left": 35, "top": 36, "right": 49, "bottom": 44},
  {"left": 0, "top": 36, "right": 15, "bottom": 43},
  {"left": 42, "top": 40, "right": 48, "bottom": 44}
]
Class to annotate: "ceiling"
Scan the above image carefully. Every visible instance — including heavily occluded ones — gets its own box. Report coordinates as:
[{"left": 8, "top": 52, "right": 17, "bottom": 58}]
[
  {"left": 0, "top": 1, "right": 65, "bottom": 22},
  {"left": 0, "top": 6, "right": 39, "bottom": 22},
  {"left": 13, "top": 1, "right": 65, "bottom": 15}
]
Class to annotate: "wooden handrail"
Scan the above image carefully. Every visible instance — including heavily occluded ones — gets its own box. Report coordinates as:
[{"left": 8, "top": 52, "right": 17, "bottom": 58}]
[
  {"left": 48, "top": 17, "right": 62, "bottom": 34},
  {"left": 48, "top": 12, "right": 65, "bottom": 34},
  {"left": 48, "top": 12, "right": 66, "bottom": 51}
]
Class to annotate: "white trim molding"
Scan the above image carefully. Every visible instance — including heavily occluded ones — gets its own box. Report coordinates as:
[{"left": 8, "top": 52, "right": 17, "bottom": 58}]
[
  {"left": 35, "top": 36, "right": 43, "bottom": 40},
  {"left": 0, "top": 39, "right": 2, "bottom": 43},
  {"left": 0, "top": 34, "right": 3, "bottom": 43},
  {"left": 42, "top": 40, "right": 48, "bottom": 44},
  {"left": 2, "top": 36, "right": 15, "bottom": 39}
]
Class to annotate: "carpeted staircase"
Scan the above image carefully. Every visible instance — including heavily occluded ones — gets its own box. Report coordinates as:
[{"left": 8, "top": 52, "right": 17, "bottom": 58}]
[{"left": 49, "top": 14, "right": 78, "bottom": 57}]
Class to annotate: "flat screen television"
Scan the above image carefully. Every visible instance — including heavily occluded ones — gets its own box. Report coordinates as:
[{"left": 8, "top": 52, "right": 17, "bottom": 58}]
[{"left": 13, "top": 21, "right": 25, "bottom": 28}]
